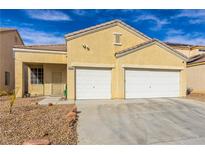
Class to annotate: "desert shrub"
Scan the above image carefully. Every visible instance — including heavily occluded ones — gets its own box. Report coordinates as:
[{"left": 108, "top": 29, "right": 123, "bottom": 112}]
[
  {"left": 8, "top": 88, "right": 19, "bottom": 114},
  {"left": 0, "top": 89, "right": 8, "bottom": 97}
]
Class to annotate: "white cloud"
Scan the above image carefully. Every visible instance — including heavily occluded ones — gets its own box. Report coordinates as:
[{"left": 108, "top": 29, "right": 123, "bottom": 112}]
[
  {"left": 72, "top": 9, "right": 101, "bottom": 17},
  {"left": 18, "top": 28, "right": 65, "bottom": 45},
  {"left": 165, "top": 27, "right": 205, "bottom": 45},
  {"left": 166, "top": 29, "right": 184, "bottom": 35},
  {"left": 134, "top": 14, "right": 169, "bottom": 31},
  {"left": 175, "top": 10, "right": 205, "bottom": 24},
  {"left": 25, "top": 10, "right": 72, "bottom": 21},
  {"left": 164, "top": 33, "right": 205, "bottom": 45},
  {"left": 176, "top": 10, "right": 205, "bottom": 18},
  {"left": 72, "top": 10, "right": 87, "bottom": 16}
]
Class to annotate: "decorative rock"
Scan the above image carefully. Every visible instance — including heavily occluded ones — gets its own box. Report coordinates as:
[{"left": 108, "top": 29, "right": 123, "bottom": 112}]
[
  {"left": 67, "top": 111, "right": 76, "bottom": 118},
  {"left": 23, "top": 139, "right": 50, "bottom": 145},
  {"left": 67, "top": 111, "right": 78, "bottom": 123},
  {"left": 48, "top": 103, "right": 53, "bottom": 106},
  {"left": 67, "top": 111, "right": 77, "bottom": 127},
  {"left": 71, "top": 105, "right": 77, "bottom": 113}
]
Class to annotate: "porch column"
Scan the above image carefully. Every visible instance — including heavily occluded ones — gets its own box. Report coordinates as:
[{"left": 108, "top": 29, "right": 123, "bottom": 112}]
[
  {"left": 180, "top": 69, "right": 187, "bottom": 97},
  {"left": 67, "top": 66, "right": 75, "bottom": 100},
  {"left": 114, "top": 59, "right": 125, "bottom": 99},
  {"left": 15, "top": 59, "right": 24, "bottom": 97}
]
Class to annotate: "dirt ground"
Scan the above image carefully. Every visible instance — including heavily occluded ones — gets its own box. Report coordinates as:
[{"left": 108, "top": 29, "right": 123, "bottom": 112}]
[
  {"left": 186, "top": 93, "right": 205, "bottom": 102},
  {"left": 0, "top": 97, "right": 77, "bottom": 145}
]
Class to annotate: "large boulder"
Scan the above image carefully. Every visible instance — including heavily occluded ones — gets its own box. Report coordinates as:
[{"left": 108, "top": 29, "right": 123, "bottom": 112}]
[
  {"left": 67, "top": 111, "right": 77, "bottom": 120},
  {"left": 67, "top": 111, "right": 77, "bottom": 127}
]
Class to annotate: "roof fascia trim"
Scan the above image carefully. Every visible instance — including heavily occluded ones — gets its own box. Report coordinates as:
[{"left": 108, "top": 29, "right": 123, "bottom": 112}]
[
  {"left": 13, "top": 48, "right": 66, "bottom": 54},
  {"left": 116, "top": 41, "right": 188, "bottom": 61},
  {"left": 65, "top": 20, "right": 151, "bottom": 41}
]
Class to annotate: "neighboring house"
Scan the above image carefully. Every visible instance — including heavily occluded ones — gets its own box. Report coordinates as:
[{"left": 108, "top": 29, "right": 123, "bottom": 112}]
[
  {"left": 166, "top": 43, "right": 205, "bottom": 94},
  {"left": 186, "top": 54, "right": 205, "bottom": 93},
  {"left": 166, "top": 42, "right": 205, "bottom": 58},
  {"left": 0, "top": 28, "right": 24, "bottom": 92},
  {"left": 14, "top": 20, "right": 188, "bottom": 99}
]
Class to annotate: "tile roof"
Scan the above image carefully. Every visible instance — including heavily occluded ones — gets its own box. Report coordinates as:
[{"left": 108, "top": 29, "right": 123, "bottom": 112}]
[
  {"left": 165, "top": 42, "right": 195, "bottom": 47},
  {"left": 188, "top": 54, "right": 205, "bottom": 64},
  {"left": 14, "top": 44, "right": 66, "bottom": 52},
  {"left": 165, "top": 42, "right": 205, "bottom": 49}
]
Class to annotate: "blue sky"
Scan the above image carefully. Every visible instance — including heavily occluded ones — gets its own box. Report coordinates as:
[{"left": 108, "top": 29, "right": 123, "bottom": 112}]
[{"left": 0, "top": 9, "right": 205, "bottom": 45}]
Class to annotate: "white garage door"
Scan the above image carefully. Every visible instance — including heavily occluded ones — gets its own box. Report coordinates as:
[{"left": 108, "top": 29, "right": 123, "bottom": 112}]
[
  {"left": 76, "top": 68, "right": 111, "bottom": 99},
  {"left": 125, "top": 69, "right": 180, "bottom": 98}
]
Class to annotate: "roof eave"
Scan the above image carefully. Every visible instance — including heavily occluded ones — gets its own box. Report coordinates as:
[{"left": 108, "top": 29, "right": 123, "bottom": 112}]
[
  {"left": 64, "top": 19, "right": 151, "bottom": 41},
  {"left": 13, "top": 47, "right": 66, "bottom": 54},
  {"left": 115, "top": 40, "right": 188, "bottom": 62}
]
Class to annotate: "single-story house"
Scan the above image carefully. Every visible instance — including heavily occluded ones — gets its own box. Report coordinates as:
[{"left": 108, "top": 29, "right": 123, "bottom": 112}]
[
  {"left": 0, "top": 28, "right": 24, "bottom": 92},
  {"left": 14, "top": 20, "right": 188, "bottom": 99},
  {"left": 187, "top": 54, "right": 205, "bottom": 93}
]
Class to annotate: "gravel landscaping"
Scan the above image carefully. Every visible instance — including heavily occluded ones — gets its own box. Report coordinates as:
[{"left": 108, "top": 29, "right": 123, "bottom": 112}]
[{"left": 0, "top": 96, "right": 78, "bottom": 145}]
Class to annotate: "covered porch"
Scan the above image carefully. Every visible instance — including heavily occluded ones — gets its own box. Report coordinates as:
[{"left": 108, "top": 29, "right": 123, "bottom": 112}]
[
  {"left": 14, "top": 45, "right": 67, "bottom": 97},
  {"left": 24, "top": 63, "right": 67, "bottom": 97}
]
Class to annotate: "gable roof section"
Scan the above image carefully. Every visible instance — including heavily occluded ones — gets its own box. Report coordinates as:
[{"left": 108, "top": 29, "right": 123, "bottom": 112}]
[
  {"left": 115, "top": 39, "right": 188, "bottom": 61},
  {"left": 65, "top": 20, "right": 151, "bottom": 41},
  {"left": 14, "top": 44, "right": 66, "bottom": 52}
]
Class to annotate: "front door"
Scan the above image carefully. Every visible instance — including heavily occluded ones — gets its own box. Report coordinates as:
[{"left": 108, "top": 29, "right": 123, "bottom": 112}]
[{"left": 52, "top": 72, "right": 63, "bottom": 96}]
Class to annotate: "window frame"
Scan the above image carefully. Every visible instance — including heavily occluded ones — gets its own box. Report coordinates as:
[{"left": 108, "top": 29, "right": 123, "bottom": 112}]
[
  {"left": 113, "top": 32, "right": 122, "bottom": 45},
  {"left": 5, "top": 72, "right": 10, "bottom": 86},
  {"left": 30, "top": 67, "right": 44, "bottom": 84}
]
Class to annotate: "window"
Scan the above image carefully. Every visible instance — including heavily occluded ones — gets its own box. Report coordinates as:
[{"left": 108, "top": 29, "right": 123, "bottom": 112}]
[
  {"left": 114, "top": 33, "right": 122, "bottom": 45},
  {"left": 5, "top": 72, "right": 10, "bottom": 86},
  {"left": 31, "top": 68, "right": 44, "bottom": 84}
]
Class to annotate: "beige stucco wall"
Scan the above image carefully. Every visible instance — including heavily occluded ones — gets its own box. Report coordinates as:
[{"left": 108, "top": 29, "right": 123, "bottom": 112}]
[
  {"left": 67, "top": 24, "right": 186, "bottom": 99},
  {"left": 115, "top": 44, "right": 187, "bottom": 98},
  {"left": 0, "top": 31, "right": 23, "bottom": 92},
  {"left": 187, "top": 64, "right": 205, "bottom": 93},
  {"left": 14, "top": 51, "right": 67, "bottom": 97},
  {"left": 67, "top": 25, "right": 149, "bottom": 99},
  {"left": 67, "top": 25, "right": 148, "bottom": 64},
  {"left": 15, "top": 51, "right": 67, "bottom": 64}
]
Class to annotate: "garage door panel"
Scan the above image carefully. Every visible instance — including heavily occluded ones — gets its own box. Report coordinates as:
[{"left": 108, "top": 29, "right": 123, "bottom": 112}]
[
  {"left": 76, "top": 69, "right": 111, "bottom": 99},
  {"left": 125, "top": 69, "right": 180, "bottom": 98}
]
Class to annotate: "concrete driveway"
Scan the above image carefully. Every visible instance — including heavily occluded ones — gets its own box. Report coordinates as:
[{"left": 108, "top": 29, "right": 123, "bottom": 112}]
[{"left": 76, "top": 98, "right": 205, "bottom": 144}]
